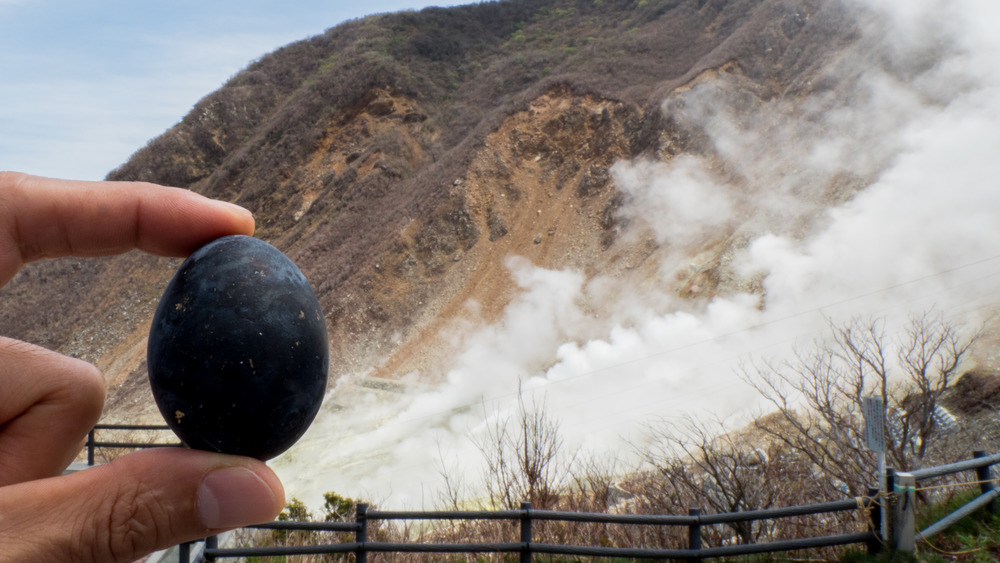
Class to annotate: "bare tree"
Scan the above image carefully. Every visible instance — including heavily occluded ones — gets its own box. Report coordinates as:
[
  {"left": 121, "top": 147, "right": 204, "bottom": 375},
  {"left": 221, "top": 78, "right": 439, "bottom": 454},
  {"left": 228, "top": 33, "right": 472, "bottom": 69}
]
[
  {"left": 742, "top": 311, "right": 982, "bottom": 496},
  {"left": 639, "top": 415, "right": 803, "bottom": 544},
  {"left": 473, "top": 389, "right": 577, "bottom": 510},
  {"left": 630, "top": 312, "right": 982, "bottom": 550},
  {"left": 565, "top": 454, "right": 624, "bottom": 513}
]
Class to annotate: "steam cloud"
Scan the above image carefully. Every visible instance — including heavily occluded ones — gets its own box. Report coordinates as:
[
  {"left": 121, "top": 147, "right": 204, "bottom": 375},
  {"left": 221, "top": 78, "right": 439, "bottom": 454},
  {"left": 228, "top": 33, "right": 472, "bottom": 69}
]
[{"left": 274, "top": 0, "right": 1000, "bottom": 509}]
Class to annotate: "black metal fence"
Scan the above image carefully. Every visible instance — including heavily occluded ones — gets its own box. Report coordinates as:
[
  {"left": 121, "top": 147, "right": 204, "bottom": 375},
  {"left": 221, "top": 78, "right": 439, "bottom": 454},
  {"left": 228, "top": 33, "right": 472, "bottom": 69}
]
[
  {"left": 83, "top": 423, "right": 181, "bottom": 465},
  {"left": 187, "top": 497, "right": 879, "bottom": 561},
  {"left": 75, "top": 426, "right": 1000, "bottom": 561}
]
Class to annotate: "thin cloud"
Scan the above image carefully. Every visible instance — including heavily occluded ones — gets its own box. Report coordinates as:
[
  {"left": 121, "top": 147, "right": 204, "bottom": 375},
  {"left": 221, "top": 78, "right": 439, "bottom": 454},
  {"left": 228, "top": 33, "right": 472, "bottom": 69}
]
[{"left": 0, "top": 1, "right": 469, "bottom": 179}]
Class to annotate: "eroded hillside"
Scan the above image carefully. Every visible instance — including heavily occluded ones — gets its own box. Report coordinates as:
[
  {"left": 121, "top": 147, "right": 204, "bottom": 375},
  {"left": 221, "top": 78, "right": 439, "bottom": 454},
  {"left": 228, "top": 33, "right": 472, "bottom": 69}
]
[{"left": 0, "top": 0, "right": 871, "bottom": 423}]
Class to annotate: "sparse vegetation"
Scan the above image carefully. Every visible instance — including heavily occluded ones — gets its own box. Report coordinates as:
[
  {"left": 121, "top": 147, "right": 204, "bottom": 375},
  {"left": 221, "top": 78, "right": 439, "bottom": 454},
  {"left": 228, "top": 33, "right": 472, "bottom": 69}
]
[
  {"left": 738, "top": 311, "right": 989, "bottom": 511},
  {"left": 8, "top": 0, "right": 999, "bottom": 560},
  {"left": 0, "top": 0, "right": 862, "bottom": 426},
  {"left": 70, "top": 313, "right": 1000, "bottom": 561},
  {"left": 224, "top": 314, "right": 1000, "bottom": 561}
]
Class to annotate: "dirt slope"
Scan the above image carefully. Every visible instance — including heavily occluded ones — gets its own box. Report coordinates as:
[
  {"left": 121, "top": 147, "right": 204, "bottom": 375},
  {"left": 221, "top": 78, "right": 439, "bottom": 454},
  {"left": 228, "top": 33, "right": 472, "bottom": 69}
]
[{"left": 0, "top": 0, "right": 867, "bottom": 422}]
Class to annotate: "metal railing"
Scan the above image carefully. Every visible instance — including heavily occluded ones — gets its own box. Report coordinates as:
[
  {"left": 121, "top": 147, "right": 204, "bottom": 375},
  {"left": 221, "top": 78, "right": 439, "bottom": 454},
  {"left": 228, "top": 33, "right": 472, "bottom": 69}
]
[
  {"left": 83, "top": 424, "right": 181, "bottom": 465},
  {"left": 78, "top": 425, "right": 1000, "bottom": 560},
  {"left": 890, "top": 450, "right": 1000, "bottom": 552},
  {"left": 188, "top": 498, "right": 879, "bottom": 561}
]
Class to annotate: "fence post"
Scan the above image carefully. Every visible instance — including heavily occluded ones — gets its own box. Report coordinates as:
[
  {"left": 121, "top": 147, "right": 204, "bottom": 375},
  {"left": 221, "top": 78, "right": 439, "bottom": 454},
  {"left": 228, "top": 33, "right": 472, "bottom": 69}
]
[
  {"left": 974, "top": 450, "right": 996, "bottom": 514},
  {"left": 87, "top": 428, "right": 96, "bottom": 466},
  {"left": 520, "top": 501, "right": 532, "bottom": 563},
  {"left": 893, "top": 472, "right": 916, "bottom": 553},
  {"left": 866, "top": 486, "right": 882, "bottom": 554},
  {"left": 884, "top": 466, "right": 895, "bottom": 550},
  {"left": 203, "top": 536, "right": 217, "bottom": 562},
  {"left": 688, "top": 507, "right": 701, "bottom": 562},
  {"left": 356, "top": 502, "right": 368, "bottom": 563}
]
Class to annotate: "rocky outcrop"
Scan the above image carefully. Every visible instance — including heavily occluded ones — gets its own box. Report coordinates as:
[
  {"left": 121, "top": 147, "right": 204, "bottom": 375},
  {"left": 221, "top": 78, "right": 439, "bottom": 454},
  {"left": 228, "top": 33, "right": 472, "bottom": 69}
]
[{"left": 0, "top": 0, "right": 870, "bottom": 421}]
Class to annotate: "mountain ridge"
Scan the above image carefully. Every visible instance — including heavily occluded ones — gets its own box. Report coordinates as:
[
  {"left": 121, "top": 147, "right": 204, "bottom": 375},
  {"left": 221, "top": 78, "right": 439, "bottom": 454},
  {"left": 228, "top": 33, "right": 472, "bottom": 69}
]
[{"left": 1, "top": 0, "right": 868, "bottom": 422}]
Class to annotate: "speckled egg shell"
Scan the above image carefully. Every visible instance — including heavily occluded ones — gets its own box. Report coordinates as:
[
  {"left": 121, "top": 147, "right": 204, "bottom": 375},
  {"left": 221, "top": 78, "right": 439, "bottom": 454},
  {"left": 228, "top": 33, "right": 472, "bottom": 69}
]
[{"left": 147, "top": 235, "right": 329, "bottom": 460}]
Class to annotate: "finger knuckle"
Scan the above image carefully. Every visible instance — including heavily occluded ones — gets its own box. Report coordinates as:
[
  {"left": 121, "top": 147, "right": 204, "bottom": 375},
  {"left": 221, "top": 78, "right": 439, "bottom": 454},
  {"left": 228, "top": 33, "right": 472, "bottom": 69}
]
[{"left": 88, "top": 482, "right": 172, "bottom": 561}]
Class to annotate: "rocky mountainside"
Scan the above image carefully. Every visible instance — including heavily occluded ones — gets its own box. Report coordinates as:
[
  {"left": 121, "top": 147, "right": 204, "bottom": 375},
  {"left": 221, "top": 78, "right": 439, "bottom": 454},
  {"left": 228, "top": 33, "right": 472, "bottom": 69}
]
[{"left": 1, "top": 0, "right": 888, "bottom": 424}]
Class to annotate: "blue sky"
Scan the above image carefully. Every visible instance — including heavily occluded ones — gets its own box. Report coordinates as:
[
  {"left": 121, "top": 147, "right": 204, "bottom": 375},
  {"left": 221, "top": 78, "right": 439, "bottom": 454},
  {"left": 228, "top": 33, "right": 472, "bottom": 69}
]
[{"left": 0, "top": 0, "right": 471, "bottom": 181}]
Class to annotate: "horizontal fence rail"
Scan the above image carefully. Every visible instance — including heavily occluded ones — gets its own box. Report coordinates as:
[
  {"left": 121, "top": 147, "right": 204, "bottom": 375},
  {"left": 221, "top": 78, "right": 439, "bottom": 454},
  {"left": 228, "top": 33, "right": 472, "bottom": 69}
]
[
  {"left": 908, "top": 451, "right": 1000, "bottom": 481},
  {"left": 892, "top": 449, "right": 1000, "bottom": 551},
  {"left": 920, "top": 488, "right": 1000, "bottom": 539},
  {"left": 197, "top": 498, "right": 880, "bottom": 562},
  {"left": 84, "top": 424, "right": 181, "bottom": 465},
  {"left": 76, "top": 425, "right": 998, "bottom": 561}
]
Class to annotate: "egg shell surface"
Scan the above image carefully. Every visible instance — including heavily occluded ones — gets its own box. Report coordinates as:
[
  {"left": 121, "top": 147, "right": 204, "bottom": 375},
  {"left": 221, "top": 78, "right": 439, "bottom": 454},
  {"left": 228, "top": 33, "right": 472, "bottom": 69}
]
[{"left": 147, "top": 235, "right": 329, "bottom": 460}]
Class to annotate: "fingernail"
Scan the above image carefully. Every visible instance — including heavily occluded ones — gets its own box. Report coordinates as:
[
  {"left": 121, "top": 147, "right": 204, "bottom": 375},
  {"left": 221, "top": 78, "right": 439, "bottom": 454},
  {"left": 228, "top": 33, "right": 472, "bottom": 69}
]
[
  {"left": 197, "top": 467, "right": 278, "bottom": 529},
  {"left": 217, "top": 200, "right": 254, "bottom": 218}
]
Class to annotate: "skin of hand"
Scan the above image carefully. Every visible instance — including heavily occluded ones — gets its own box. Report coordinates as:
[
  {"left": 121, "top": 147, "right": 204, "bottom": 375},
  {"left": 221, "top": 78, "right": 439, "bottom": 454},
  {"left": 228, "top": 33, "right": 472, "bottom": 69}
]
[{"left": 0, "top": 172, "right": 285, "bottom": 562}]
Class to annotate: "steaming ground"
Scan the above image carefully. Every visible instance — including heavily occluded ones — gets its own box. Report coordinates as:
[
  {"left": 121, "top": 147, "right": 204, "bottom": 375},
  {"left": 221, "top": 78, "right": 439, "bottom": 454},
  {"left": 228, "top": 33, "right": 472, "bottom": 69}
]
[{"left": 273, "top": 0, "right": 1000, "bottom": 509}]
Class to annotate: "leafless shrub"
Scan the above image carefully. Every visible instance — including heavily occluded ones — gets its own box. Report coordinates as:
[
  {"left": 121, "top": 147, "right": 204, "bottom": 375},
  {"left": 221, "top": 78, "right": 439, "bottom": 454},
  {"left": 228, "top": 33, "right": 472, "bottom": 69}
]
[
  {"left": 201, "top": 312, "right": 990, "bottom": 559},
  {"left": 635, "top": 414, "right": 837, "bottom": 546},
  {"left": 624, "top": 312, "right": 986, "bottom": 558},
  {"left": 230, "top": 493, "right": 415, "bottom": 563},
  {"left": 742, "top": 312, "right": 983, "bottom": 498},
  {"left": 472, "top": 389, "right": 577, "bottom": 511}
]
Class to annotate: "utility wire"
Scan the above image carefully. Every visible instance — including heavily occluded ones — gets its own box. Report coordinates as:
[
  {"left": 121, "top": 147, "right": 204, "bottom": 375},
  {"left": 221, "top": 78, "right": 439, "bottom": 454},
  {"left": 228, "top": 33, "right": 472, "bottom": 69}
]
[{"left": 339, "top": 251, "right": 1000, "bottom": 433}]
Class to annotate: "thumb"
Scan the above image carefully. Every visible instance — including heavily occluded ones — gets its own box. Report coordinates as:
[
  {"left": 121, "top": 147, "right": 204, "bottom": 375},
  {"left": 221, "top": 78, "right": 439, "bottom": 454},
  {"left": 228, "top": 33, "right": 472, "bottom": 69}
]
[{"left": 0, "top": 448, "right": 284, "bottom": 562}]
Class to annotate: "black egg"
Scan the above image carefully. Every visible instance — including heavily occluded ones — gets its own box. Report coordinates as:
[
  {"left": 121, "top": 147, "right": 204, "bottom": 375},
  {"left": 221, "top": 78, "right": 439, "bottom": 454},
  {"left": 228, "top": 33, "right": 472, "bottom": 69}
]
[{"left": 147, "top": 235, "right": 329, "bottom": 460}]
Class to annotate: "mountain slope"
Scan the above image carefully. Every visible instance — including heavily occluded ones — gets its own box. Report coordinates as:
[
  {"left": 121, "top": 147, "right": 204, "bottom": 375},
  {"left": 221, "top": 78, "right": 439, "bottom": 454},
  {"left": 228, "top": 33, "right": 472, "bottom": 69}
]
[{"left": 0, "top": 0, "right": 865, "bottom": 422}]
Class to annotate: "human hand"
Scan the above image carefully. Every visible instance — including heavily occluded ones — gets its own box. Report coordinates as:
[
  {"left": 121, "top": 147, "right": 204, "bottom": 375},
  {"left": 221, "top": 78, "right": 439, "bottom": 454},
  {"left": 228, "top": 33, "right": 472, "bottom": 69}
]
[{"left": 0, "top": 172, "right": 285, "bottom": 561}]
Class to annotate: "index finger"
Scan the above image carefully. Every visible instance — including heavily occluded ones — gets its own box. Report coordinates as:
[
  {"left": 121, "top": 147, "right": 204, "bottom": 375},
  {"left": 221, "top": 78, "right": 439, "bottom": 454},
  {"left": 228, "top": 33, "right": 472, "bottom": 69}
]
[{"left": 0, "top": 172, "right": 255, "bottom": 282}]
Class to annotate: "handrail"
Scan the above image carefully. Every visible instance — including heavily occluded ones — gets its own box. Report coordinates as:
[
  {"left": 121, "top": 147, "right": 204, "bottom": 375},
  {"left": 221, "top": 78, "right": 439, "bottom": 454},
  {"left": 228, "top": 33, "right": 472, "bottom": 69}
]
[
  {"left": 200, "top": 498, "right": 880, "bottom": 561},
  {"left": 247, "top": 521, "right": 360, "bottom": 532},
  {"left": 76, "top": 422, "right": 1000, "bottom": 560},
  {"left": 698, "top": 498, "right": 860, "bottom": 525},
  {"left": 892, "top": 450, "right": 999, "bottom": 551},
  {"left": 93, "top": 423, "right": 172, "bottom": 431},
  {"left": 920, "top": 487, "right": 1000, "bottom": 538},
  {"left": 83, "top": 424, "right": 181, "bottom": 465},
  {"left": 909, "top": 451, "right": 1000, "bottom": 480},
  {"left": 367, "top": 498, "right": 860, "bottom": 526}
]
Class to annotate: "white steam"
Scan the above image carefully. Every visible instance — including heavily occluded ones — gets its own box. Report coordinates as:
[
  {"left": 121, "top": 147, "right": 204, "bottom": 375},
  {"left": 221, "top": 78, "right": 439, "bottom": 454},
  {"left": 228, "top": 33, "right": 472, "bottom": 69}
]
[
  {"left": 613, "top": 155, "right": 735, "bottom": 247},
  {"left": 274, "top": 0, "right": 1000, "bottom": 509}
]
